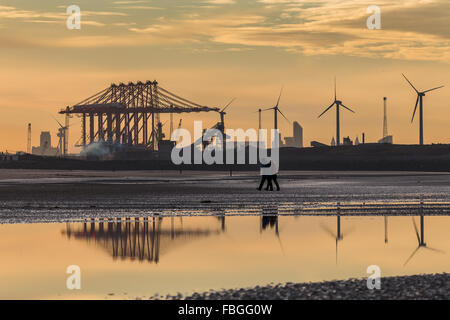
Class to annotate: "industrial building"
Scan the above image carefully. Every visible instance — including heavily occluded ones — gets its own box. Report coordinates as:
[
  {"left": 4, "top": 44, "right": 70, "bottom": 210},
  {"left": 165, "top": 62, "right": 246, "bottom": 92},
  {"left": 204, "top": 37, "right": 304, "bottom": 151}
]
[
  {"left": 283, "top": 121, "right": 303, "bottom": 148},
  {"left": 32, "top": 132, "right": 58, "bottom": 156}
]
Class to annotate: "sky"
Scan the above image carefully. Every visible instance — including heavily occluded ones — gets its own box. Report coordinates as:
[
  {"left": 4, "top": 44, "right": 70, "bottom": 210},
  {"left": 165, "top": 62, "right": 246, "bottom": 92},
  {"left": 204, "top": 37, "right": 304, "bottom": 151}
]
[{"left": 0, "top": 0, "right": 449, "bottom": 152}]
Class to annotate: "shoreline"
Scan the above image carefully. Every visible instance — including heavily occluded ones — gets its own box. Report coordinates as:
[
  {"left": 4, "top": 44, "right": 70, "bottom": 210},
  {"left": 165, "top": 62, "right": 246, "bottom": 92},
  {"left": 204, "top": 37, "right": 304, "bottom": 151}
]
[
  {"left": 2, "top": 169, "right": 450, "bottom": 224},
  {"left": 169, "top": 273, "right": 450, "bottom": 300}
]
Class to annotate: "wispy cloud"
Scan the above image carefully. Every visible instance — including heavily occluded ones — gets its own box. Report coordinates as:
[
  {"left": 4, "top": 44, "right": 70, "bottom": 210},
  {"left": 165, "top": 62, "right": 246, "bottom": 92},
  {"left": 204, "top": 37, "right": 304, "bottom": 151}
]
[
  {"left": 0, "top": 0, "right": 448, "bottom": 63},
  {"left": 203, "top": 0, "right": 236, "bottom": 4}
]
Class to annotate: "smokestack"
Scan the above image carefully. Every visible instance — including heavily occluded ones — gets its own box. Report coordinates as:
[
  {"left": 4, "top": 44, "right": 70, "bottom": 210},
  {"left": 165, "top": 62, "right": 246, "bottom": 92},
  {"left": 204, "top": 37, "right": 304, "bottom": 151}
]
[
  {"left": 383, "top": 97, "right": 388, "bottom": 138},
  {"left": 362, "top": 132, "right": 365, "bottom": 144},
  {"left": 27, "top": 123, "right": 31, "bottom": 154}
]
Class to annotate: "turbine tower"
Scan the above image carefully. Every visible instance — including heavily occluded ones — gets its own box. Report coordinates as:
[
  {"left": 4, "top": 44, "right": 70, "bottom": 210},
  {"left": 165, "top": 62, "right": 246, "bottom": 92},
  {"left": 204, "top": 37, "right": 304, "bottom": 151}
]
[
  {"left": 217, "top": 98, "right": 235, "bottom": 133},
  {"left": 52, "top": 116, "right": 69, "bottom": 157},
  {"left": 27, "top": 123, "right": 31, "bottom": 154},
  {"left": 318, "top": 78, "right": 355, "bottom": 146},
  {"left": 402, "top": 74, "right": 444, "bottom": 145}
]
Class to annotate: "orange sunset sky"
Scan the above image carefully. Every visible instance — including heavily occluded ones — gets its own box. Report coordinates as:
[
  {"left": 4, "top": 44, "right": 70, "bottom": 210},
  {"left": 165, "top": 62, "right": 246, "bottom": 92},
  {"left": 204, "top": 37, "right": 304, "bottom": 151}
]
[{"left": 0, "top": 0, "right": 449, "bottom": 153}]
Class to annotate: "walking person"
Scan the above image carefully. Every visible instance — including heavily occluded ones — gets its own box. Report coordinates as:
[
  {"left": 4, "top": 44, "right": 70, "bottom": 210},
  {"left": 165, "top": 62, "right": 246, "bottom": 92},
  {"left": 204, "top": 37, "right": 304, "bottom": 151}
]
[
  {"left": 271, "top": 159, "right": 280, "bottom": 191},
  {"left": 257, "top": 158, "right": 273, "bottom": 191}
]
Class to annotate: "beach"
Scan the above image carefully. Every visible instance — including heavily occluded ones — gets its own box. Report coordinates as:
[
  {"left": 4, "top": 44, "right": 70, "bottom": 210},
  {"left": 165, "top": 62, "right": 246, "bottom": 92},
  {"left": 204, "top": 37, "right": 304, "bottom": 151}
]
[
  {"left": 1, "top": 169, "right": 450, "bottom": 224},
  {"left": 1, "top": 169, "right": 450, "bottom": 299},
  {"left": 174, "top": 273, "right": 450, "bottom": 300}
]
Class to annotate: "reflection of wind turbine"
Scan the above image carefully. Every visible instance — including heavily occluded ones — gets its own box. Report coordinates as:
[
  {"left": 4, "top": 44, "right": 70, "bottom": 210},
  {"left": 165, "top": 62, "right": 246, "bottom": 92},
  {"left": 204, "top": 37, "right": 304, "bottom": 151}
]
[
  {"left": 384, "top": 216, "right": 389, "bottom": 244},
  {"left": 318, "top": 78, "right": 355, "bottom": 146},
  {"left": 402, "top": 74, "right": 444, "bottom": 145},
  {"left": 321, "top": 204, "right": 353, "bottom": 265},
  {"left": 404, "top": 215, "right": 445, "bottom": 266},
  {"left": 262, "top": 87, "right": 290, "bottom": 131}
]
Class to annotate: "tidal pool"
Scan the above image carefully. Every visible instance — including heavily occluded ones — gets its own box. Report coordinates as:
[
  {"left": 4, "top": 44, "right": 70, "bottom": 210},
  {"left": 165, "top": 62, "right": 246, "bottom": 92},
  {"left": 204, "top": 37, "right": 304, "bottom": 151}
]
[{"left": 0, "top": 214, "right": 449, "bottom": 299}]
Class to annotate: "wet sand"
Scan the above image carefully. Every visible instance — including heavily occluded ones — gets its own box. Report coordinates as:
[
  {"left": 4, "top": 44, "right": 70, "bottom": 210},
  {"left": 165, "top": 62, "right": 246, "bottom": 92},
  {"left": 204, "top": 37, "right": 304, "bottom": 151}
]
[
  {"left": 1, "top": 169, "right": 450, "bottom": 224},
  {"left": 173, "top": 273, "right": 450, "bottom": 300}
]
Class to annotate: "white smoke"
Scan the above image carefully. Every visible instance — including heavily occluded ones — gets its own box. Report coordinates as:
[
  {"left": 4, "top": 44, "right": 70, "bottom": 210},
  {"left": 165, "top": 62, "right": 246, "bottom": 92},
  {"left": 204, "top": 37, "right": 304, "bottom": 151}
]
[{"left": 80, "top": 142, "right": 113, "bottom": 159}]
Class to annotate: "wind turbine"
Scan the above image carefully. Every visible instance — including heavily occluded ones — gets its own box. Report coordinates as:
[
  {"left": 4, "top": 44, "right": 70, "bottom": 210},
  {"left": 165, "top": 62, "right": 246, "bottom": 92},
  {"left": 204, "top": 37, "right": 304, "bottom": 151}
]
[
  {"left": 402, "top": 74, "right": 444, "bottom": 145},
  {"left": 217, "top": 98, "right": 236, "bottom": 133},
  {"left": 262, "top": 87, "right": 290, "bottom": 130},
  {"left": 318, "top": 78, "right": 355, "bottom": 146},
  {"left": 52, "top": 116, "right": 69, "bottom": 156}
]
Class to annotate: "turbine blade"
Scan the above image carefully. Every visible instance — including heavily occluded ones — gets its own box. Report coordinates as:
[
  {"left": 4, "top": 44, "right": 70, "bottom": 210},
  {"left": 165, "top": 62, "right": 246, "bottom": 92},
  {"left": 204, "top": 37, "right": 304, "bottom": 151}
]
[
  {"left": 412, "top": 217, "right": 420, "bottom": 244},
  {"left": 404, "top": 246, "right": 420, "bottom": 266},
  {"left": 262, "top": 107, "right": 274, "bottom": 112},
  {"left": 50, "top": 114, "right": 64, "bottom": 128},
  {"left": 277, "top": 109, "right": 290, "bottom": 123},
  {"left": 320, "top": 223, "right": 337, "bottom": 239},
  {"left": 402, "top": 73, "right": 419, "bottom": 94},
  {"left": 275, "top": 87, "right": 283, "bottom": 108},
  {"left": 411, "top": 96, "right": 419, "bottom": 123},
  {"left": 423, "top": 85, "right": 445, "bottom": 94},
  {"left": 424, "top": 246, "right": 445, "bottom": 254},
  {"left": 318, "top": 102, "right": 335, "bottom": 118},
  {"left": 340, "top": 104, "right": 355, "bottom": 113},
  {"left": 334, "top": 77, "right": 337, "bottom": 101},
  {"left": 221, "top": 98, "right": 236, "bottom": 113}
]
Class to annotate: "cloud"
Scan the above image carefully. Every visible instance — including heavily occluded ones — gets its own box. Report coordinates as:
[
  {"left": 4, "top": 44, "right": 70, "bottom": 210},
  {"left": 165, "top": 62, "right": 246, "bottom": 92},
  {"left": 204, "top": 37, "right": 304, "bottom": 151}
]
[
  {"left": 203, "top": 0, "right": 236, "bottom": 4},
  {"left": 1, "top": 0, "right": 448, "bottom": 63},
  {"left": 112, "top": 6, "right": 162, "bottom": 10},
  {"left": 113, "top": 1, "right": 149, "bottom": 4}
]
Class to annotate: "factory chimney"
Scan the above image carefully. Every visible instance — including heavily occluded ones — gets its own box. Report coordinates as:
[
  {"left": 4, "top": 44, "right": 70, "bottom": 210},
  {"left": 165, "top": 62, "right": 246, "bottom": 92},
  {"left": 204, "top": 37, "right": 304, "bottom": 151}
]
[
  {"left": 27, "top": 123, "right": 32, "bottom": 154},
  {"left": 383, "top": 97, "right": 388, "bottom": 138}
]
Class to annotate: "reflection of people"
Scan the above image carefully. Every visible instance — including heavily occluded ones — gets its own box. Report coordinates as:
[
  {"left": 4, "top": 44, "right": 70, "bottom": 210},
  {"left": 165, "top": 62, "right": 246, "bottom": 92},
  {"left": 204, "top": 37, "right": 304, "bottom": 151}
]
[
  {"left": 261, "top": 215, "right": 277, "bottom": 230},
  {"left": 257, "top": 158, "right": 272, "bottom": 191}
]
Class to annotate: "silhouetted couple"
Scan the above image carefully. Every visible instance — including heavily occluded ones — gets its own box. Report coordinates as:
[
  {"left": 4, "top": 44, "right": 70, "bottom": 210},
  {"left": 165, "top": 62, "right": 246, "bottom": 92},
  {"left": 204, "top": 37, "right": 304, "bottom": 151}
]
[{"left": 257, "top": 158, "right": 280, "bottom": 191}]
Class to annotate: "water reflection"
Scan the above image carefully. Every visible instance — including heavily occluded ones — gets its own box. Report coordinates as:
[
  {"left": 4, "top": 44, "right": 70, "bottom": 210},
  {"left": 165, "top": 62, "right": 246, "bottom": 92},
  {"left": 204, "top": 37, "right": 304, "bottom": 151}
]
[
  {"left": 62, "top": 217, "right": 222, "bottom": 263},
  {"left": 2, "top": 206, "right": 450, "bottom": 299},
  {"left": 404, "top": 213, "right": 445, "bottom": 266},
  {"left": 60, "top": 200, "right": 449, "bottom": 267}
]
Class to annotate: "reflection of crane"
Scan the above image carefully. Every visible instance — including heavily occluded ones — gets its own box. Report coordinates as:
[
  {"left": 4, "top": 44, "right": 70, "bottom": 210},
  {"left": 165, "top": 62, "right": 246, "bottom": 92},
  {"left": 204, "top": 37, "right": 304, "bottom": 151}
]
[{"left": 62, "top": 217, "right": 222, "bottom": 263}]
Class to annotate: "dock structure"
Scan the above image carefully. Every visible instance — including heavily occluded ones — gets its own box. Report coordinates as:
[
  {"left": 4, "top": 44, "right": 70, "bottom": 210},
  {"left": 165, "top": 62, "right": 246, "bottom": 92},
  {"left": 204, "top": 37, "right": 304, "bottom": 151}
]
[{"left": 59, "top": 80, "right": 219, "bottom": 150}]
